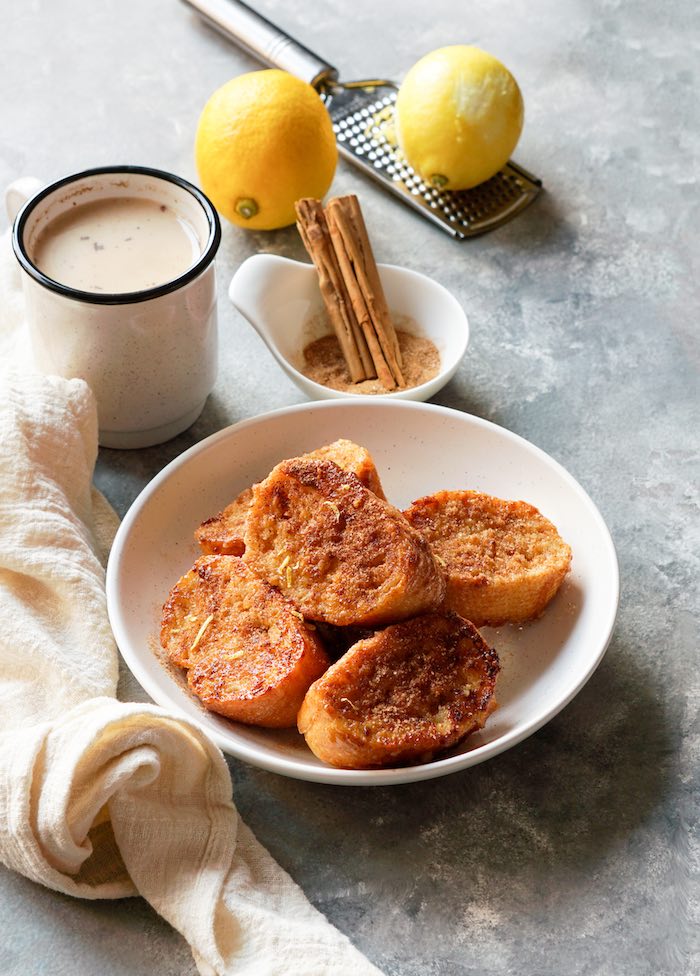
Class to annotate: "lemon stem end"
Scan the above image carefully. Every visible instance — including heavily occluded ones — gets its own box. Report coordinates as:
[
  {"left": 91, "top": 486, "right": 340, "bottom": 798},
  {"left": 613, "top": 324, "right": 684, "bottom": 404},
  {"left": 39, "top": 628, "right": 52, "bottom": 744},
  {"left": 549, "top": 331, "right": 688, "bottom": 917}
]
[{"left": 235, "top": 197, "right": 259, "bottom": 219}]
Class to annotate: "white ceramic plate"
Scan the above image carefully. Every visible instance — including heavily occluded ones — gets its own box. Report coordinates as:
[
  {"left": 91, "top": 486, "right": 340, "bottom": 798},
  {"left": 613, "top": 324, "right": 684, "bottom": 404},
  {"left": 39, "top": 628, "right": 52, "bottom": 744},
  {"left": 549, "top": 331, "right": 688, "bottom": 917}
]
[{"left": 106, "top": 400, "right": 619, "bottom": 786}]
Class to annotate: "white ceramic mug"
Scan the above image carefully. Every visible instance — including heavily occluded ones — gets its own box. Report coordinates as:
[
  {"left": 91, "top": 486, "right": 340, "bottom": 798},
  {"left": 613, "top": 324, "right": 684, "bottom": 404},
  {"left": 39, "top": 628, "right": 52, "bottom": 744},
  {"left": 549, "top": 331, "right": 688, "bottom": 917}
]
[{"left": 8, "top": 166, "right": 221, "bottom": 449}]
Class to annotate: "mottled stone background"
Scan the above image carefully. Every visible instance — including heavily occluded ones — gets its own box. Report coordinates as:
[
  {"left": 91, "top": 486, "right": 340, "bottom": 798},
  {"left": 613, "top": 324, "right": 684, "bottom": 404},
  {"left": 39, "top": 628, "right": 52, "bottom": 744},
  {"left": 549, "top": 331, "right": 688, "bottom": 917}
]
[{"left": 1, "top": 1, "right": 697, "bottom": 974}]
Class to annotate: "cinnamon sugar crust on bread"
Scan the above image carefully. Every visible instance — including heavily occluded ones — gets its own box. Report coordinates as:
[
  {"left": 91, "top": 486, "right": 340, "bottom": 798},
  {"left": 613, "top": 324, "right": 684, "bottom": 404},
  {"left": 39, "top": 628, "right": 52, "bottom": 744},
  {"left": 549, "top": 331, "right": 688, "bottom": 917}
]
[
  {"left": 195, "top": 487, "right": 252, "bottom": 557},
  {"left": 298, "top": 611, "right": 499, "bottom": 768},
  {"left": 194, "top": 438, "right": 386, "bottom": 557},
  {"left": 307, "top": 439, "right": 386, "bottom": 500},
  {"left": 243, "top": 458, "right": 446, "bottom": 627},
  {"left": 160, "top": 554, "right": 329, "bottom": 727},
  {"left": 403, "top": 489, "right": 572, "bottom": 627}
]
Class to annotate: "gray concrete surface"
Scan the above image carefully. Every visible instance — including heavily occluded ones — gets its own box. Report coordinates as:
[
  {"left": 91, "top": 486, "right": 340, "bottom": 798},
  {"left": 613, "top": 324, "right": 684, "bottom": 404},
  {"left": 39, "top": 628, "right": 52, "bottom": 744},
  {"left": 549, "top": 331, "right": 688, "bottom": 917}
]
[{"left": 1, "top": 1, "right": 698, "bottom": 974}]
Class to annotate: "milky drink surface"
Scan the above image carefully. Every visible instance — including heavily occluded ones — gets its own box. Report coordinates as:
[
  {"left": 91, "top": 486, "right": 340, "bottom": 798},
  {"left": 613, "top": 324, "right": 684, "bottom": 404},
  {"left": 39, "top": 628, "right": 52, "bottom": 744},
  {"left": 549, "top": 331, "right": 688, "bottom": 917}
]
[{"left": 31, "top": 196, "right": 201, "bottom": 293}]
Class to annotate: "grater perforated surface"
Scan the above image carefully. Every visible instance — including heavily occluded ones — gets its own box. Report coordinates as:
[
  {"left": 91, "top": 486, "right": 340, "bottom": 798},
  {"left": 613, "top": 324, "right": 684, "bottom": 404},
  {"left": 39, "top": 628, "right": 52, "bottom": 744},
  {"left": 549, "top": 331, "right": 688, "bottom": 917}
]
[{"left": 323, "top": 86, "right": 542, "bottom": 239}]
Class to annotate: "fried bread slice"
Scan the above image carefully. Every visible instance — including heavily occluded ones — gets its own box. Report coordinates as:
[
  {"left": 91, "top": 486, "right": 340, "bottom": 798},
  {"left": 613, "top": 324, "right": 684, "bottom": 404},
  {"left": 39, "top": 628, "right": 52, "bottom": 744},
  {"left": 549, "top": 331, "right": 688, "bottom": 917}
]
[
  {"left": 244, "top": 458, "right": 446, "bottom": 627},
  {"left": 298, "top": 611, "right": 500, "bottom": 768},
  {"left": 308, "top": 439, "right": 386, "bottom": 500},
  {"left": 195, "top": 438, "right": 386, "bottom": 556},
  {"left": 160, "top": 554, "right": 329, "bottom": 727},
  {"left": 195, "top": 487, "right": 252, "bottom": 556},
  {"left": 403, "top": 490, "right": 572, "bottom": 626}
]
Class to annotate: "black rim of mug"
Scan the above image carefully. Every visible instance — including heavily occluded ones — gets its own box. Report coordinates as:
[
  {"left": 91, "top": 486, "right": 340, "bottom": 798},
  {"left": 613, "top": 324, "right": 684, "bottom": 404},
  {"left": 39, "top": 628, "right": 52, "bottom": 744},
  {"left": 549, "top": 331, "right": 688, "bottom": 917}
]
[{"left": 11, "top": 165, "right": 222, "bottom": 306}]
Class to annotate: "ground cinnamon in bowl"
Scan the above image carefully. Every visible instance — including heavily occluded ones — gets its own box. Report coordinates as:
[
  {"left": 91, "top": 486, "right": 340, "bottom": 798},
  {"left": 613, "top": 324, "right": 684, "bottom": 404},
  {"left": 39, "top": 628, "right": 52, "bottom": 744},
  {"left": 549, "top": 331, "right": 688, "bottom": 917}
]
[{"left": 301, "top": 313, "right": 441, "bottom": 395}]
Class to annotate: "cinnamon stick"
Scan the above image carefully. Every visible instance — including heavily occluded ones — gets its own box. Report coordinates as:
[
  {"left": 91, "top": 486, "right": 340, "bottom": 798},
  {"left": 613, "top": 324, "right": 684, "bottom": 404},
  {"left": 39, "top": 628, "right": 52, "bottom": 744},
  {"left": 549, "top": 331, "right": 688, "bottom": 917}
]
[
  {"left": 295, "top": 199, "right": 373, "bottom": 382},
  {"left": 326, "top": 195, "right": 405, "bottom": 387},
  {"left": 324, "top": 205, "right": 396, "bottom": 390}
]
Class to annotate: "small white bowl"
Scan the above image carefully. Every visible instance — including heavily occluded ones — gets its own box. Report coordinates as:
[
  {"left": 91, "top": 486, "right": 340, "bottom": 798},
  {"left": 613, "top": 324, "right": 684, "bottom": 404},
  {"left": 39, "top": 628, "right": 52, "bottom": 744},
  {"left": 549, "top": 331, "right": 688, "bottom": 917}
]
[{"left": 228, "top": 254, "right": 469, "bottom": 401}]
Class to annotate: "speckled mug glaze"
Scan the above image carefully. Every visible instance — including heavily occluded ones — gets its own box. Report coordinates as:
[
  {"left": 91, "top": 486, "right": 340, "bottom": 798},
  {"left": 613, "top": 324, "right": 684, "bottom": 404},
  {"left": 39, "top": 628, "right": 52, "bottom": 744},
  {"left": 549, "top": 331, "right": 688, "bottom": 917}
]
[{"left": 9, "top": 166, "right": 221, "bottom": 449}]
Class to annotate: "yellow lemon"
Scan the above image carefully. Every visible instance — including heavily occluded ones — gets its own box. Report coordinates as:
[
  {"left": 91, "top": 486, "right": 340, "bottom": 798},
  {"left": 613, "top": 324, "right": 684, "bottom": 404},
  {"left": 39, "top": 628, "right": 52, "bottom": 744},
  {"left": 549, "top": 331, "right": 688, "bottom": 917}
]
[
  {"left": 395, "top": 46, "right": 524, "bottom": 190},
  {"left": 195, "top": 69, "right": 337, "bottom": 230}
]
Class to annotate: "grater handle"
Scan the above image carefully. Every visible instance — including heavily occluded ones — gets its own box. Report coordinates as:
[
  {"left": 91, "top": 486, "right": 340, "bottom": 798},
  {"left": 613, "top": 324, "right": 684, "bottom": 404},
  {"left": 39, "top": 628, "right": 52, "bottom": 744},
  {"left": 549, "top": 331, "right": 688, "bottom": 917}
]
[{"left": 181, "top": 0, "right": 339, "bottom": 88}]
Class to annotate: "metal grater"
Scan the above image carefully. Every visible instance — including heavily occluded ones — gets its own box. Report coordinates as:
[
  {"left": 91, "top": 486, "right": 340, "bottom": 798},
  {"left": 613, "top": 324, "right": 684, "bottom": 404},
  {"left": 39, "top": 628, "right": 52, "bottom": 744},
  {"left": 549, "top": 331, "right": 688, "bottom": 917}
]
[
  {"left": 183, "top": 0, "right": 542, "bottom": 238},
  {"left": 324, "top": 84, "right": 541, "bottom": 239}
]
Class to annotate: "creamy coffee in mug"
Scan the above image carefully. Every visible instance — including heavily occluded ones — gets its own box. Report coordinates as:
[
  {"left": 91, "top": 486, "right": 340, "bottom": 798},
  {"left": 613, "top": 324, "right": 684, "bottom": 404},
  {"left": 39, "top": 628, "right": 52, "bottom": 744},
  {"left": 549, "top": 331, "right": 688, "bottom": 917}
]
[
  {"left": 31, "top": 195, "right": 202, "bottom": 293},
  {"left": 10, "top": 166, "right": 221, "bottom": 449}
]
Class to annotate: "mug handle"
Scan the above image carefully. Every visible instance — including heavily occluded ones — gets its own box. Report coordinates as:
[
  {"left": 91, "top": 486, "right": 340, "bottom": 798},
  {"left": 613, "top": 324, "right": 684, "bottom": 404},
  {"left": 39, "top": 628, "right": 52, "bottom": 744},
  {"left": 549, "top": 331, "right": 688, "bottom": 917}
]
[{"left": 5, "top": 177, "right": 44, "bottom": 224}]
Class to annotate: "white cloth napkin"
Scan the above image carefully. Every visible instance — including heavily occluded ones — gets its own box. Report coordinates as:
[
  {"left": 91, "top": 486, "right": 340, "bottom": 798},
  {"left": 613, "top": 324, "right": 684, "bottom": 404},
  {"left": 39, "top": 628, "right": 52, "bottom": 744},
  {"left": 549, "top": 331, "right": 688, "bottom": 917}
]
[{"left": 0, "top": 232, "right": 382, "bottom": 976}]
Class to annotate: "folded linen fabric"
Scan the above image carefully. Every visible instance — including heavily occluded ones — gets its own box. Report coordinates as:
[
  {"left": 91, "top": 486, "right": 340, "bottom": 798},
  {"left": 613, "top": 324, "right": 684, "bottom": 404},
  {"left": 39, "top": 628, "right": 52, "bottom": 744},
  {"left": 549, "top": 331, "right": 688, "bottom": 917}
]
[{"left": 0, "top": 234, "right": 382, "bottom": 976}]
